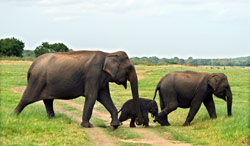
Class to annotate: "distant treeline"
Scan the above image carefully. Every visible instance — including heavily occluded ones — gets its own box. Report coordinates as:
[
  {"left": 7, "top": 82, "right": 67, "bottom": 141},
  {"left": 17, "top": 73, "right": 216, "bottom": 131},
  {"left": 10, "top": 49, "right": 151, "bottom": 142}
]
[
  {"left": 10, "top": 51, "right": 250, "bottom": 67},
  {"left": 1, "top": 37, "right": 249, "bottom": 66},
  {"left": 130, "top": 56, "right": 250, "bottom": 66}
]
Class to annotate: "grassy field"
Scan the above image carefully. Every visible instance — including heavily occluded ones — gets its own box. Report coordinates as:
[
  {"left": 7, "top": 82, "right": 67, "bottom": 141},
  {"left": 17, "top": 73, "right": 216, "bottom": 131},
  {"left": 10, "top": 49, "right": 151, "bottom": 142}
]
[{"left": 0, "top": 60, "right": 249, "bottom": 146}]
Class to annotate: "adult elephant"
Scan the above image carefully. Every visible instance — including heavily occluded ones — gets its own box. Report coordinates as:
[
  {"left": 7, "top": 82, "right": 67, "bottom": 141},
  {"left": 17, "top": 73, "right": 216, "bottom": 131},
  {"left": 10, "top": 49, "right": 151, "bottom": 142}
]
[
  {"left": 14, "top": 50, "right": 143, "bottom": 128},
  {"left": 153, "top": 71, "right": 232, "bottom": 126}
]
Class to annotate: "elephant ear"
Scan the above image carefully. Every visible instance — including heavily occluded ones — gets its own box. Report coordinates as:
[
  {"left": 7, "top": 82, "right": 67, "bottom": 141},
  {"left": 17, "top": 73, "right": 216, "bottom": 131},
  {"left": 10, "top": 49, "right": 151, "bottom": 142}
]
[
  {"left": 208, "top": 74, "right": 221, "bottom": 91},
  {"left": 103, "top": 55, "right": 120, "bottom": 78}
]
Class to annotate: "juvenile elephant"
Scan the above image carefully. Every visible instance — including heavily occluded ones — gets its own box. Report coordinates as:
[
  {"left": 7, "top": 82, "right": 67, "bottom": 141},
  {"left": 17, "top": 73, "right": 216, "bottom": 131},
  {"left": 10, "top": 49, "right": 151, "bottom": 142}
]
[
  {"left": 154, "top": 71, "right": 232, "bottom": 126},
  {"left": 118, "top": 98, "right": 158, "bottom": 127},
  {"left": 14, "top": 50, "right": 143, "bottom": 128}
]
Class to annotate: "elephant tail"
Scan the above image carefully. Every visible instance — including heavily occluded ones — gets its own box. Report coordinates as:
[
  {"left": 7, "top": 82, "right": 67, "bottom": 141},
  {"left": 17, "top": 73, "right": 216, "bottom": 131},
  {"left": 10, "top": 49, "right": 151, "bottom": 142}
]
[{"left": 153, "top": 82, "right": 160, "bottom": 101}]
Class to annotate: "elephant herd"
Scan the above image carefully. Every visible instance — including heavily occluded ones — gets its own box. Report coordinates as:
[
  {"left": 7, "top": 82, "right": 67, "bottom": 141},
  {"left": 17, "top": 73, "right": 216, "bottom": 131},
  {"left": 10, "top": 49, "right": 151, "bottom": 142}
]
[{"left": 14, "top": 50, "right": 232, "bottom": 128}]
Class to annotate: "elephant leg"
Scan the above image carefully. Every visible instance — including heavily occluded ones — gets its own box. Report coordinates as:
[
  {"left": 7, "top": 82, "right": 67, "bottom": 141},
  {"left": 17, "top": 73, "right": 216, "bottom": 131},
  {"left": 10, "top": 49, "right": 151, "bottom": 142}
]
[
  {"left": 14, "top": 84, "right": 41, "bottom": 114},
  {"left": 203, "top": 95, "right": 217, "bottom": 119},
  {"left": 157, "top": 104, "right": 177, "bottom": 126},
  {"left": 184, "top": 101, "right": 202, "bottom": 126},
  {"left": 81, "top": 96, "right": 97, "bottom": 128},
  {"left": 130, "top": 118, "right": 136, "bottom": 127},
  {"left": 43, "top": 99, "right": 55, "bottom": 118},
  {"left": 156, "top": 93, "right": 166, "bottom": 125},
  {"left": 159, "top": 93, "right": 165, "bottom": 114},
  {"left": 97, "top": 85, "right": 120, "bottom": 127},
  {"left": 142, "top": 112, "right": 149, "bottom": 127},
  {"left": 157, "top": 93, "right": 178, "bottom": 126},
  {"left": 81, "top": 81, "right": 99, "bottom": 128}
]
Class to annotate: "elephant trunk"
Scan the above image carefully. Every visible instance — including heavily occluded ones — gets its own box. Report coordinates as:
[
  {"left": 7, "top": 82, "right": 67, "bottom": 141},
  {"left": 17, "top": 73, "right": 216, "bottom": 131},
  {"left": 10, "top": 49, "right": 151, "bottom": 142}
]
[
  {"left": 128, "top": 66, "right": 143, "bottom": 124},
  {"left": 226, "top": 87, "right": 232, "bottom": 116}
]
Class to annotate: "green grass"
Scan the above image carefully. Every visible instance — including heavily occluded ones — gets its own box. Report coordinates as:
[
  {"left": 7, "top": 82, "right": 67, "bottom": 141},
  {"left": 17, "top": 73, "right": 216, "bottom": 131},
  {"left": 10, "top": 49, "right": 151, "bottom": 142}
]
[
  {"left": 133, "top": 65, "right": 250, "bottom": 146},
  {"left": 0, "top": 61, "right": 91, "bottom": 146},
  {"left": 1, "top": 61, "right": 249, "bottom": 146},
  {"left": 54, "top": 99, "right": 143, "bottom": 146}
]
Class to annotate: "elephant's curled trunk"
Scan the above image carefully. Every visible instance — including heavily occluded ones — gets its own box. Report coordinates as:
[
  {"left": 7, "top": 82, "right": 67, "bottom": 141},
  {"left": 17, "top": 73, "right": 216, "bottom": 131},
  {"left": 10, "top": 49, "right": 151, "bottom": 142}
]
[{"left": 129, "top": 66, "right": 143, "bottom": 124}]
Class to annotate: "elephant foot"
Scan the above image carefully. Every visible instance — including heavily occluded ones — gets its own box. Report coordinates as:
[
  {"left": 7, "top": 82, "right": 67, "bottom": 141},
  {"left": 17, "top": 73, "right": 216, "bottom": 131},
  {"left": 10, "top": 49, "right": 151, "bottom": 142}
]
[
  {"left": 162, "top": 123, "right": 170, "bottom": 126},
  {"left": 155, "top": 116, "right": 170, "bottom": 126},
  {"left": 110, "top": 119, "right": 121, "bottom": 128},
  {"left": 47, "top": 113, "right": 55, "bottom": 119},
  {"left": 130, "top": 124, "right": 136, "bottom": 128},
  {"left": 183, "top": 122, "right": 190, "bottom": 126},
  {"left": 210, "top": 115, "right": 217, "bottom": 119},
  {"left": 81, "top": 121, "right": 93, "bottom": 128},
  {"left": 13, "top": 108, "right": 21, "bottom": 115}
]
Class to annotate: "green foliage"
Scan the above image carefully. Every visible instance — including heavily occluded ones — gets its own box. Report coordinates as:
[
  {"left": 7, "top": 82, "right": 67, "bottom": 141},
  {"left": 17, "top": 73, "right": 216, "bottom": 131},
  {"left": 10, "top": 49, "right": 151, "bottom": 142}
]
[
  {"left": 22, "top": 50, "right": 35, "bottom": 59},
  {"left": 34, "top": 42, "right": 69, "bottom": 57},
  {"left": 130, "top": 56, "right": 250, "bottom": 66},
  {"left": 0, "top": 37, "right": 24, "bottom": 57}
]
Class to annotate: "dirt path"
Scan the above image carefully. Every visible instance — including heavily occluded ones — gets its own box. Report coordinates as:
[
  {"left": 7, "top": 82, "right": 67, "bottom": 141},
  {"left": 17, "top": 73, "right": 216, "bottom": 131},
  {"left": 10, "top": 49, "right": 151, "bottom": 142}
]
[
  {"left": 136, "top": 68, "right": 153, "bottom": 80},
  {"left": 12, "top": 86, "right": 117, "bottom": 146},
  {"left": 12, "top": 86, "right": 191, "bottom": 146},
  {"left": 36, "top": 101, "right": 117, "bottom": 146}
]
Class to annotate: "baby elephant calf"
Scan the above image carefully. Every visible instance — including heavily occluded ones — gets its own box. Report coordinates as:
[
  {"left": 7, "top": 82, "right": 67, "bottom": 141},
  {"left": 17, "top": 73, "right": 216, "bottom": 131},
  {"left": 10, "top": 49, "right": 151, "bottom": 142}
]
[{"left": 118, "top": 98, "right": 158, "bottom": 127}]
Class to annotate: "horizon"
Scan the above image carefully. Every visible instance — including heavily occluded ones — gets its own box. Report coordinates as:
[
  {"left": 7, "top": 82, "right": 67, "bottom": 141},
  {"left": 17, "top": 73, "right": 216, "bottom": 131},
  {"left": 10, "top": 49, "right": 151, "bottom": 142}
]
[{"left": 22, "top": 49, "right": 249, "bottom": 60}]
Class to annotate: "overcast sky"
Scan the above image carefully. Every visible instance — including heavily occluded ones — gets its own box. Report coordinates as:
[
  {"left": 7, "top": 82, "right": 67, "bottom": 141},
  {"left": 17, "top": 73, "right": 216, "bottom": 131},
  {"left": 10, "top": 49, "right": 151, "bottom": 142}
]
[{"left": 1, "top": 0, "right": 250, "bottom": 58}]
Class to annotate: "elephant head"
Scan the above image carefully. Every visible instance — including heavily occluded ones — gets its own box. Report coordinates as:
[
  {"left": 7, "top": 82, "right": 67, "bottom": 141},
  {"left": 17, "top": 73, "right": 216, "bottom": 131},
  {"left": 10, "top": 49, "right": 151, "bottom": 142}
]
[
  {"left": 103, "top": 51, "right": 143, "bottom": 123},
  {"left": 208, "top": 73, "right": 232, "bottom": 116},
  {"left": 148, "top": 101, "right": 158, "bottom": 118}
]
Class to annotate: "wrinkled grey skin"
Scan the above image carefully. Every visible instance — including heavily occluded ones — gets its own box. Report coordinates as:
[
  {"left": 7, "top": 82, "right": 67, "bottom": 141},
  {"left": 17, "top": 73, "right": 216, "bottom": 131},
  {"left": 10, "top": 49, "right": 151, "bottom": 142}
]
[
  {"left": 118, "top": 98, "right": 158, "bottom": 127},
  {"left": 154, "top": 71, "right": 232, "bottom": 126},
  {"left": 14, "top": 50, "right": 143, "bottom": 128}
]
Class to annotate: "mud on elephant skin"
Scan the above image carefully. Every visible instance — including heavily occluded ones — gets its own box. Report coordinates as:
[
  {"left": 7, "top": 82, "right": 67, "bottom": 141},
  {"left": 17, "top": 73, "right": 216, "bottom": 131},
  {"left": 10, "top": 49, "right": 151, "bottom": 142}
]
[
  {"left": 14, "top": 50, "right": 144, "bottom": 128},
  {"left": 154, "top": 71, "right": 232, "bottom": 126},
  {"left": 118, "top": 98, "right": 158, "bottom": 127}
]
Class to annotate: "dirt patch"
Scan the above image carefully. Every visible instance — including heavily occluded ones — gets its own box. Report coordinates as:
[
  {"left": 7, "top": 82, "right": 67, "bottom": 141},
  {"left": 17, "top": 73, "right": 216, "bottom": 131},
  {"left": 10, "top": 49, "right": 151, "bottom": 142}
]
[
  {"left": 36, "top": 101, "right": 117, "bottom": 146},
  {"left": 12, "top": 86, "right": 191, "bottom": 146},
  {"left": 59, "top": 100, "right": 112, "bottom": 125},
  {"left": 136, "top": 68, "right": 153, "bottom": 80},
  {"left": 0, "top": 60, "right": 32, "bottom": 65},
  {"left": 12, "top": 86, "right": 26, "bottom": 94}
]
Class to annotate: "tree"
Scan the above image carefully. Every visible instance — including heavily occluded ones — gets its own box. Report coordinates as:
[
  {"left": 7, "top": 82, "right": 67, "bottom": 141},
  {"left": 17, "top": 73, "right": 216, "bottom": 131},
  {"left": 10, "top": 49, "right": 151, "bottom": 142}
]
[
  {"left": 0, "top": 37, "right": 25, "bottom": 57},
  {"left": 23, "top": 50, "right": 35, "bottom": 57},
  {"left": 34, "top": 42, "right": 69, "bottom": 57},
  {"left": 149, "top": 56, "right": 159, "bottom": 63},
  {"left": 34, "top": 42, "right": 49, "bottom": 57},
  {"left": 50, "top": 43, "right": 69, "bottom": 52}
]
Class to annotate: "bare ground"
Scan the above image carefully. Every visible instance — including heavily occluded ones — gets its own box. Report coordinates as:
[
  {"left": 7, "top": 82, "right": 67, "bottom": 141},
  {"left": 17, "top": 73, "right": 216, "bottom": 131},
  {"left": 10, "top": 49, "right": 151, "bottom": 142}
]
[{"left": 12, "top": 86, "right": 191, "bottom": 146}]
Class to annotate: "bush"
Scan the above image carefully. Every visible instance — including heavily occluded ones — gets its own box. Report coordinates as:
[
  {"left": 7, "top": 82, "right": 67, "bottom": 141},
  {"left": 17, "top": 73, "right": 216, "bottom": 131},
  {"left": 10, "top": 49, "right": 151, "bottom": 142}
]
[
  {"left": 0, "top": 37, "right": 24, "bottom": 57},
  {"left": 34, "top": 42, "right": 69, "bottom": 57}
]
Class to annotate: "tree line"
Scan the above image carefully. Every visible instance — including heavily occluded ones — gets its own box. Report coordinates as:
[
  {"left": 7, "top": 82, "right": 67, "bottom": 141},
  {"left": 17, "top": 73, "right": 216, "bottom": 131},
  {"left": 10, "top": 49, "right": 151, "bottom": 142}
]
[
  {"left": 0, "top": 37, "right": 70, "bottom": 58},
  {"left": 1, "top": 37, "right": 249, "bottom": 66},
  {"left": 130, "top": 56, "right": 250, "bottom": 66}
]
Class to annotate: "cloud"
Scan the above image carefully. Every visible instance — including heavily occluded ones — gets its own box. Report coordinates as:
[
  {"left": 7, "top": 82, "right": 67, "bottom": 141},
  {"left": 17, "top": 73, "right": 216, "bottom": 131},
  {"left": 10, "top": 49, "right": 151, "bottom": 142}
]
[
  {"left": 4, "top": 0, "right": 250, "bottom": 22},
  {"left": 53, "top": 15, "right": 80, "bottom": 22}
]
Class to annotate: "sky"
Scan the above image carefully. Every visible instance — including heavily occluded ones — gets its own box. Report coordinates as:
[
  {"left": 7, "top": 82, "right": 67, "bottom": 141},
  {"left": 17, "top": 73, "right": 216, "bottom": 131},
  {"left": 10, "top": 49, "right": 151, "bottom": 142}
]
[{"left": 0, "top": 0, "right": 250, "bottom": 59}]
